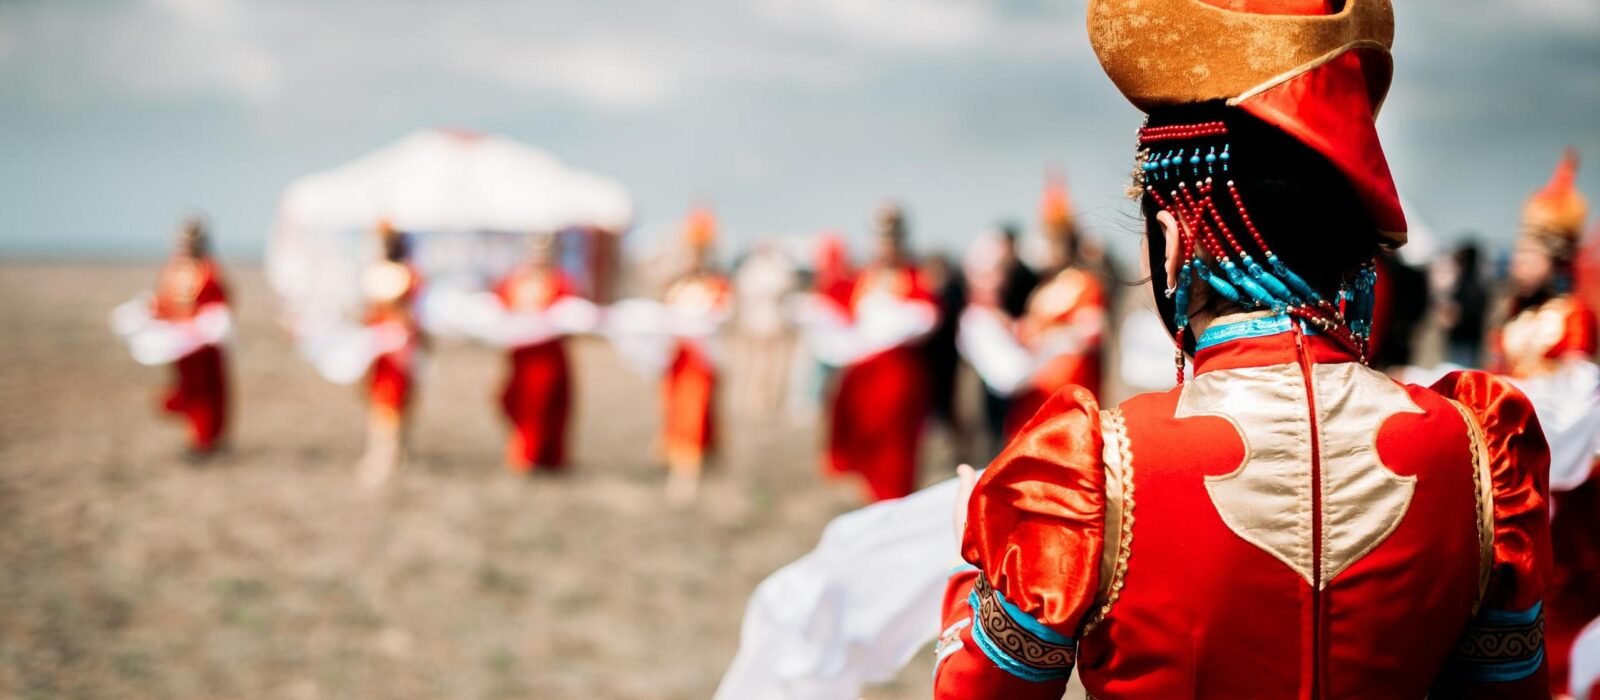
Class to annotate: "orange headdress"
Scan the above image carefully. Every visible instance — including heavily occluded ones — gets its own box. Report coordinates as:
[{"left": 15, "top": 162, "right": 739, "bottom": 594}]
[
  {"left": 1090, "top": 0, "right": 1405, "bottom": 243},
  {"left": 1039, "top": 172, "right": 1075, "bottom": 239},
  {"left": 1521, "top": 148, "right": 1588, "bottom": 260},
  {"left": 683, "top": 205, "right": 717, "bottom": 249}
]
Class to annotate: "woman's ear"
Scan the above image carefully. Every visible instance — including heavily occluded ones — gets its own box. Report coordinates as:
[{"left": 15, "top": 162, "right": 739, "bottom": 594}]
[{"left": 1156, "top": 210, "right": 1183, "bottom": 293}]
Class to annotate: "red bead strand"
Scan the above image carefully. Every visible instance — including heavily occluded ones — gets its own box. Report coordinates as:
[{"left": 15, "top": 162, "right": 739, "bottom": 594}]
[{"left": 1139, "top": 121, "right": 1228, "bottom": 144}]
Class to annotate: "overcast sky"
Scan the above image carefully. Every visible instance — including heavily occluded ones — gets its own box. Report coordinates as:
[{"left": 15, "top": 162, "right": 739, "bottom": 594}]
[{"left": 1, "top": 0, "right": 1597, "bottom": 263}]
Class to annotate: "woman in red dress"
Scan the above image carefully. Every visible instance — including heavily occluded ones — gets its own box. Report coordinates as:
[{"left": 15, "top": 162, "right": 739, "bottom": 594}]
[
  {"left": 357, "top": 221, "right": 423, "bottom": 487},
  {"left": 496, "top": 234, "right": 577, "bottom": 473},
  {"left": 1495, "top": 149, "right": 1600, "bottom": 696},
  {"left": 933, "top": 2, "right": 1552, "bottom": 697},
  {"left": 152, "top": 216, "right": 230, "bottom": 455},
  {"left": 827, "top": 203, "right": 939, "bottom": 502},
  {"left": 661, "top": 207, "right": 730, "bottom": 503},
  {"left": 1495, "top": 150, "right": 1598, "bottom": 378},
  {"left": 1001, "top": 176, "right": 1107, "bottom": 436}
]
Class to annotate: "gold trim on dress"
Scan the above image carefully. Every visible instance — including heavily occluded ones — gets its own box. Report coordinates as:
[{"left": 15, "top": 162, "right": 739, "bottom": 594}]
[
  {"left": 1448, "top": 399, "right": 1497, "bottom": 612},
  {"left": 1085, "top": 408, "right": 1133, "bottom": 634}
]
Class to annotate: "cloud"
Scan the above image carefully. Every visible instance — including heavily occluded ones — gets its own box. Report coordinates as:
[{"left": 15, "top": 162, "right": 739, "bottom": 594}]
[
  {"left": 0, "top": 0, "right": 282, "bottom": 103},
  {"left": 0, "top": 1, "right": 866, "bottom": 111},
  {"left": 426, "top": 6, "right": 862, "bottom": 110},
  {"left": 0, "top": 0, "right": 1081, "bottom": 114},
  {"left": 1500, "top": 0, "right": 1600, "bottom": 29},
  {"left": 756, "top": 0, "right": 996, "bottom": 51}
]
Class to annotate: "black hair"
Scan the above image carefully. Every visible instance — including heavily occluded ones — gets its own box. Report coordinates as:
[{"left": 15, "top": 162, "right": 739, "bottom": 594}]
[
  {"left": 181, "top": 216, "right": 209, "bottom": 256},
  {"left": 384, "top": 232, "right": 410, "bottom": 262},
  {"left": 1138, "top": 103, "right": 1383, "bottom": 349},
  {"left": 999, "top": 222, "right": 1020, "bottom": 243},
  {"left": 1455, "top": 239, "right": 1480, "bottom": 271}
]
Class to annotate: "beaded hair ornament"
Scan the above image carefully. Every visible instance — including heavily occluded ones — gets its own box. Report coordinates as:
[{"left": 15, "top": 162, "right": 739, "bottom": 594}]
[{"left": 1138, "top": 120, "right": 1377, "bottom": 383}]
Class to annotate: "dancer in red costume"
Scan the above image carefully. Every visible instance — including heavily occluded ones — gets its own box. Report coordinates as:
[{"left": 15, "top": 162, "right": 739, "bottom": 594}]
[
  {"left": 826, "top": 203, "right": 938, "bottom": 502},
  {"left": 1495, "top": 149, "right": 1599, "bottom": 697},
  {"left": 1003, "top": 176, "right": 1107, "bottom": 436},
  {"left": 496, "top": 234, "right": 578, "bottom": 473},
  {"left": 357, "top": 221, "right": 423, "bottom": 487},
  {"left": 1495, "top": 150, "right": 1598, "bottom": 377},
  {"left": 934, "top": 2, "right": 1552, "bottom": 697},
  {"left": 660, "top": 206, "right": 730, "bottom": 503},
  {"left": 152, "top": 216, "right": 230, "bottom": 455}
]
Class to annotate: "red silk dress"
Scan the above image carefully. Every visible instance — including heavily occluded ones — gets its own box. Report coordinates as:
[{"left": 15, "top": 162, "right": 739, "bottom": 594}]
[
  {"left": 934, "top": 315, "right": 1552, "bottom": 699},
  {"left": 661, "top": 273, "right": 728, "bottom": 469},
  {"left": 1496, "top": 294, "right": 1600, "bottom": 694},
  {"left": 827, "top": 264, "right": 936, "bottom": 502},
  {"left": 153, "top": 256, "right": 229, "bottom": 451},
  {"left": 496, "top": 269, "right": 575, "bottom": 472},
  {"left": 362, "top": 262, "right": 422, "bottom": 423},
  {"left": 1004, "top": 266, "right": 1106, "bottom": 437}
]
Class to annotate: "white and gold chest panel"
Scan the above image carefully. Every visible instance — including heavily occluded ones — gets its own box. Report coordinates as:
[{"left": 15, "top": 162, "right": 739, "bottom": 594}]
[{"left": 1175, "top": 361, "right": 1423, "bottom": 587}]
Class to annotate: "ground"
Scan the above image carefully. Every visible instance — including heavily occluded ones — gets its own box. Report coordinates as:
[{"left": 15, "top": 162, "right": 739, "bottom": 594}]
[{"left": 0, "top": 262, "right": 1029, "bottom": 700}]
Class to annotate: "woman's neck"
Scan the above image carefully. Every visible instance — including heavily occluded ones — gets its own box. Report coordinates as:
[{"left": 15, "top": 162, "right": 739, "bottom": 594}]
[{"left": 1188, "top": 309, "right": 1275, "bottom": 340}]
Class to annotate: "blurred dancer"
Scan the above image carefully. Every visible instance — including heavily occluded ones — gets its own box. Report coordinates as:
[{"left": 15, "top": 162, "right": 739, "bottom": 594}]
[
  {"left": 977, "top": 225, "right": 1038, "bottom": 446},
  {"left": 152, "top": 215, "right": 230, "bottom": 455},
  {"left": 957, "top": 178, "right": 1107, "bottom": 453},
  {"left": 1494, "top": 149, "right": 1598, "bottom": 378},
  {"left": 660, "top": 207, "right": 730, "bottom": 503},
  {"left": 786, "top": 233, "right": 854, "bottom": 418},
  {"left": 936, "top": 2, "right": 1550, "bottom": 697},
  {"left": 1005, "top": 175, "right": 1106, "bottom": 433},
  {"left": 1367, "top": 249, "right": 1428, "bottom": 370},
  {"left": 826, "top": 203, "right": 938, "bottom": 502},
  {"left": 496, "top": 234, "right": 576, "bottom": 473},
  {"left": 1443, "top": 241, "right": 1489, "bottom": 367},
  {"left": 732, "top": 241, "right": 795, "bottom": 412},
  {"left": 1494, "top": 149, "right": 1599, "bottom": 696},
  {"left": 921, "top": 253, "right": 968, "bottom": 454},
  {"left": 357, "top": 221, "right": 423, "bottom": 487},
  {"left": 996, "top": 224, "right": 1039, "bottom": 321}
]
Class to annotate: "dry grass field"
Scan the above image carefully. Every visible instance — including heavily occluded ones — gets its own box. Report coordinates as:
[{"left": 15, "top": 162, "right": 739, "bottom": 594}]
[{"left": 0, "top": 262, "right": 982, "bottom": 699}]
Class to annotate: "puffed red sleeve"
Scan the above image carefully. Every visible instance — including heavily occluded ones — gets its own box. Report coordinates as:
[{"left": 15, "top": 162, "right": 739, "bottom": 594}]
[
  {"left": 1429, "top": 370, "right": 1552, "bottom": 697},
  {"left": 933, "top": 386, "right": 1105, "bottom": 699},
  {"left": 1561, "top": 302, "right": 1598, "bottom": 358}
]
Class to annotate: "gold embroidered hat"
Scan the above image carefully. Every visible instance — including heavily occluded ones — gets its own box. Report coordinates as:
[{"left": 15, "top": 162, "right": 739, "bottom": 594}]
[
  {"left": 1039, "top": 172, "right": 1075, "bottom": 239},
  {"left": 1089, "top": 0, "right": 1406, "bottom": 242}
]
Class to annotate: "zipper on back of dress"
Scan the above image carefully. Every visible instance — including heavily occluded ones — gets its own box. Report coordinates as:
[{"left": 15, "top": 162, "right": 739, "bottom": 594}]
[{"left": 1294, "top": 329, "right": 1327, "bottom": 700}]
